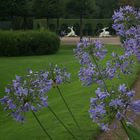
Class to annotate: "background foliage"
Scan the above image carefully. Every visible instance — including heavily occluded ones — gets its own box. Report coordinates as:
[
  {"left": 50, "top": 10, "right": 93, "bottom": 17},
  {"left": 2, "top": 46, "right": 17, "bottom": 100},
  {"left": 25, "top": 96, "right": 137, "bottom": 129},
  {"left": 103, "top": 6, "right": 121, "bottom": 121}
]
[{"left": 0, "top": 0, "right": 139, "bottom": 31}]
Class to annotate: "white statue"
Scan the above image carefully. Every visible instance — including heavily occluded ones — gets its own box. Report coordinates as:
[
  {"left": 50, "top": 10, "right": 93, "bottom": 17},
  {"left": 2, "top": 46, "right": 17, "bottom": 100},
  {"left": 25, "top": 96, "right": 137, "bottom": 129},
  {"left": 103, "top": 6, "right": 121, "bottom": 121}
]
[
  {"left": 99, "top": 27, "right": 110, "bottom": 37},
  {"left": 66, "top": 26, "right": 77, "bottom": 37}
]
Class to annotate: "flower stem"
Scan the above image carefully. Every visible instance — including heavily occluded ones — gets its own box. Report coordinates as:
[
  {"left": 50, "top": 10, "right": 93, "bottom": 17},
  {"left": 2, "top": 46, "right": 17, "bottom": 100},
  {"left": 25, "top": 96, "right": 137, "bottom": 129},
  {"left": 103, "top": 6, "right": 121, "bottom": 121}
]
[
  {"left": 91, "top": 55, "right": 109, "bottom": 92},
  {"left": 56, "top": 86, "right": 81, "bottom": 130},
  {"left": 32, "top": 111, "right": 53, "bottom": 140},
  {"left": 48, "top": 106, "right": 78, "bottom": 140},
  {"left": 120, "top": 120, "right": 131, "bottom": 140}
]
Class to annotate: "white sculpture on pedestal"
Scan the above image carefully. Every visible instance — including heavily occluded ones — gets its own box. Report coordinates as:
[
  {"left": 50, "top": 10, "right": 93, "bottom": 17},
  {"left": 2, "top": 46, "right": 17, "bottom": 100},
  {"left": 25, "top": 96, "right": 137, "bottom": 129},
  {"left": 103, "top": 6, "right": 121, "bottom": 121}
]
[
  {"left": 66, "top": 26, "right": 77, "bottom": 37},
  {"left": 99, "top": 27, "right": 110, "bottom": 37}
]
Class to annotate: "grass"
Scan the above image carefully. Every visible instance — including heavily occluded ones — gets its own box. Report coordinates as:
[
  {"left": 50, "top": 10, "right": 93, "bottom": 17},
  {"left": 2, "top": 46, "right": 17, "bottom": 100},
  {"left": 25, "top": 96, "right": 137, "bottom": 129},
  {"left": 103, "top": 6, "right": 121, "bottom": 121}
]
[{"left": 0, "top": 45, "right": 140, "bottom": 140}]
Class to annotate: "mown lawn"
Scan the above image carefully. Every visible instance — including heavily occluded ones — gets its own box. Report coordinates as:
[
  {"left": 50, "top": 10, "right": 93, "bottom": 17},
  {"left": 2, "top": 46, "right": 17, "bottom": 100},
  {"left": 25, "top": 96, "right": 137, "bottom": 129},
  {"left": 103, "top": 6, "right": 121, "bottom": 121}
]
[{"left": 0, "top": 45, "right": 140, "bottom": 140}]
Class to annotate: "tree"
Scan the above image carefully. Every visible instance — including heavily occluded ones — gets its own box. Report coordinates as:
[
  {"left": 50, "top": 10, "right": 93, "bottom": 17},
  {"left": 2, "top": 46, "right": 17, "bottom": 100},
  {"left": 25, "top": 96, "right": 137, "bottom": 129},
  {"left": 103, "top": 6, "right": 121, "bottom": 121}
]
[
  {"left": 53, "top": 0, "right": 65, "bottom": 34},
  {"left": 33, "top": 0, "right": 65, "bottom": 32},
  {"left": 0, "top": 0, "right": 33, "bottom": 29},
  {"left": 17, "top": 0, "right": 33, "bottom": 29},
  {"left": 95, "top": 0, "right": 119, "bottom": 18},
  {"left": 0, "top": 0, "right": 9, "bottom": 20},
  {"left": 33, "top": 0, "right": 58, "bottom": 29},
  {"left": 67, "top": 0, "right": 96, "bottom": 39},
  {"left": 0, "top": 0, "right": 23, "bottom": 19}
]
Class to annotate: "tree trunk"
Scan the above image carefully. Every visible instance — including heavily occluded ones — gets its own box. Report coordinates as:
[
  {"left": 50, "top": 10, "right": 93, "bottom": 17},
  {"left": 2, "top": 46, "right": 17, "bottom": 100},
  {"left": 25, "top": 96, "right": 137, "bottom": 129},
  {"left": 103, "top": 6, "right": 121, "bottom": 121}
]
[
  {"left": 56, "top": 17, "right": 60, "bottom": 35},
  {"left": 79, "top": 15, "right": 83, "bottom": 40},
  {"left": 11, "top": 15, "right": 14, "bottom": 30},
  {"left": 23, "top": 16, "right": 27, "bottom": 30},
  {"left": 11, "top": 14, "right": 15, "bottom": 30},
  {"left": 46, "top": 18, "right": 49, "bottom": 29}
]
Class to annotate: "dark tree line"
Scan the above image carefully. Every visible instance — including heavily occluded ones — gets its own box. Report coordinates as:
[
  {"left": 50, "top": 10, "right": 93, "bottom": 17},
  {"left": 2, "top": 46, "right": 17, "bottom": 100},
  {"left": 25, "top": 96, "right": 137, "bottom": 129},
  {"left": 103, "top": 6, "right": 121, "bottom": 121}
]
[
  {"left": 0, "top": 0, "right": 140, "bottom": 20},
  {"left": 0, "top": 0, "right": 139, "bottom": 37},
  {"left": 66, "top": 0, "right": 96, "bottom": 39}
]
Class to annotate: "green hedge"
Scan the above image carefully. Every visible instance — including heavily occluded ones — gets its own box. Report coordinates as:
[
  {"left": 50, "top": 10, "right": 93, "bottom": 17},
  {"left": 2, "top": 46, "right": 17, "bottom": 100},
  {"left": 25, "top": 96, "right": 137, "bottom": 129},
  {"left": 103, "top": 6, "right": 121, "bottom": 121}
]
[
  {"left": 0, "top": 30, "right": 60, "bottom": 56},
  {"left": 0, "top": 21, "right": 12, "bottom": 30},
  {"left": 33, "top": 18, "right": 114, "bottom": 36}
]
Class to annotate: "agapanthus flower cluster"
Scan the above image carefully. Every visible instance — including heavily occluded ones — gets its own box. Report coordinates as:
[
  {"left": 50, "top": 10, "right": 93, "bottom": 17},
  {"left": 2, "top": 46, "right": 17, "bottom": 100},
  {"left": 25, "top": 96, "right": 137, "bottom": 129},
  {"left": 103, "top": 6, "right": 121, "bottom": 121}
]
[
  {"left": 74, "top": 37, "right": 138, "bottom": 135},
  {"left": 74, "top": 39, "right": 107, "bottom": 65},
  {"left": 0, "top": 66, "right": 71, "bottom": 122},
  {"left": 106, "top": 51, "right": 134, "bottom": 78},
  {"left": 112, "top": 5, "right": 139, "bottom": 37},
  {"left": 112, "top": 6, "right": 140, "bottom": 60},
  {"left": 51, "top": 64, "right": 71, "bottom": 85},
  {"left": 73, "top": 5, "right": 140, "bottom": 136},
  {"left": 123, "top": 25, "right": 140, "bottom": 60},
  {"left": 89, "top": 84, "right": 140, "bottom": 131},
  {"left": 74, "top": 39, "right": 134, "bottom": 87},
  {"left": 78, "top": 63, "right": 101, "bottom": 86},
  {"left": 0, "top": 71, "right": 52, "bottom": 122},
  {"left": 74, "top": 39, "right": 108, "bottom": 86}
]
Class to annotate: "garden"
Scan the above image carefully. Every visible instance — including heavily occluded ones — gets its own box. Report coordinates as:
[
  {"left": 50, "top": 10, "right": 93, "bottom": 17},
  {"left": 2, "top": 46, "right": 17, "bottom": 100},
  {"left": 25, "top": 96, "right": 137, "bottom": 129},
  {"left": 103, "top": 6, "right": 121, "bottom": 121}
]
[
  {"left": 0, "top": 43, "right": 140, "bottom": 140},
  {"left": 0, "top": 0, "right": 140, "bottom": 140}
]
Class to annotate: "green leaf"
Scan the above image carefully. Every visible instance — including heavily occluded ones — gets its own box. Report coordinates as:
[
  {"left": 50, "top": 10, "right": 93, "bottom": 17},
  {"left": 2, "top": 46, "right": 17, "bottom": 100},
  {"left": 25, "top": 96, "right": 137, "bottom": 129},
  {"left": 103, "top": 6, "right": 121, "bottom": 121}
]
[{"left": 126, "top": 124, "right": 140, "bottom": 140}]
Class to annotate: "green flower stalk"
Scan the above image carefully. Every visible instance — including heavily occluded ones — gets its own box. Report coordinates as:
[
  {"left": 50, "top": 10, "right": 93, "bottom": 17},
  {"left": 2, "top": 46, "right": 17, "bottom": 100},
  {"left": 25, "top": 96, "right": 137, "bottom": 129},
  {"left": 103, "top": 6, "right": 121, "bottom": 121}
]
[
  {"left": 32, "top": 111, "right": 53, "bottom": 140},
  {"left": 49, "top": 64, "right": 81, "bottom": 130}
]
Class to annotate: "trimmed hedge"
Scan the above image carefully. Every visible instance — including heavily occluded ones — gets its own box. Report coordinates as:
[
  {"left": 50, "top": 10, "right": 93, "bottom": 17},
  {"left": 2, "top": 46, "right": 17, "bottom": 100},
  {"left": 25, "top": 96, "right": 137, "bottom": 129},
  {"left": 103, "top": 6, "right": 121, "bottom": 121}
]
[
  {"left": 0, "top": 30, "right": 60, "bottom": 56},
  {"left": 0, "top": 21, "right": 12, "bottom": 30},
  {"left": 33, "top": 18, "right": 115, "bottom": 36}
]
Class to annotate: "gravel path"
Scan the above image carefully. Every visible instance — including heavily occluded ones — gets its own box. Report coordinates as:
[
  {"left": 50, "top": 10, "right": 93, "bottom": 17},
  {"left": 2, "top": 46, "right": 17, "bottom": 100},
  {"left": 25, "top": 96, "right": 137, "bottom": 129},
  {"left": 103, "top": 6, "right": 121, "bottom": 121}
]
[{"left": 61, "top": 36, "right": 121, "bottom": 45}]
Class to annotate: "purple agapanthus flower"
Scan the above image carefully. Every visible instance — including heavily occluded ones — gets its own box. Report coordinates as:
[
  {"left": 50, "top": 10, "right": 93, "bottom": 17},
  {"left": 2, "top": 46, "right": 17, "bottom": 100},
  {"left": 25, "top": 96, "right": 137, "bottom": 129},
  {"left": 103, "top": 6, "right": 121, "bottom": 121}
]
[
  {"left": 109, "top": 99, "right": 124, "bottom": 108},
  {"left": 89, "top": 84, "right": 137, "bottom": 131},
  {"left": 78, "top": 64, "right": 97, "bottom": 86},
  {"left": 75, "top": 38, "right": 131, "bottom": 89},
  {"left": 88, "top": 5, "right": 140, "bottom": 133},
  {"left": 107, "top": 51, "right": 134, "bottom": 76},
  {"left": 130, "top": 100, "right": 140, "bottom": 114},
  {"left": 119, "top": 84, "right": 127, "bottom": 92},
  {"left": 100, "top": 123, "right": 110, "bottom": 132},
  {"left": 0, "top": 70, "right": 53, "bottom": 122},
  {"left": 116, "top": 111, "right": 124, "bottom": 120},
  {"left": 0, "top": 65, "right": 71, "bottom": 122},
  {"left": 52, "top": 64, "right": 71, "bottom": 85},
  {"left": 112, "top": 6, "right": 140, "bottom": 60},
  {"left": 74, "top": 39, "right": 107, "bottom": 66},
  {"left": 95, "top": 88, "right": 109, "bottom": 100},
  {"left": 112, "top": 5, "right": 138, "bottom": 36}
]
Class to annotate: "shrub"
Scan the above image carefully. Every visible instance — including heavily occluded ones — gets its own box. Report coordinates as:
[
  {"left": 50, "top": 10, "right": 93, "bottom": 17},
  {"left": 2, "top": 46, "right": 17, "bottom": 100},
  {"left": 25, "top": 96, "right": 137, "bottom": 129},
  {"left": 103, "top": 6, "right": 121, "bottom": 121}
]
[{"left": 0, "top": 30, "right": 60, "bottom": 56}]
